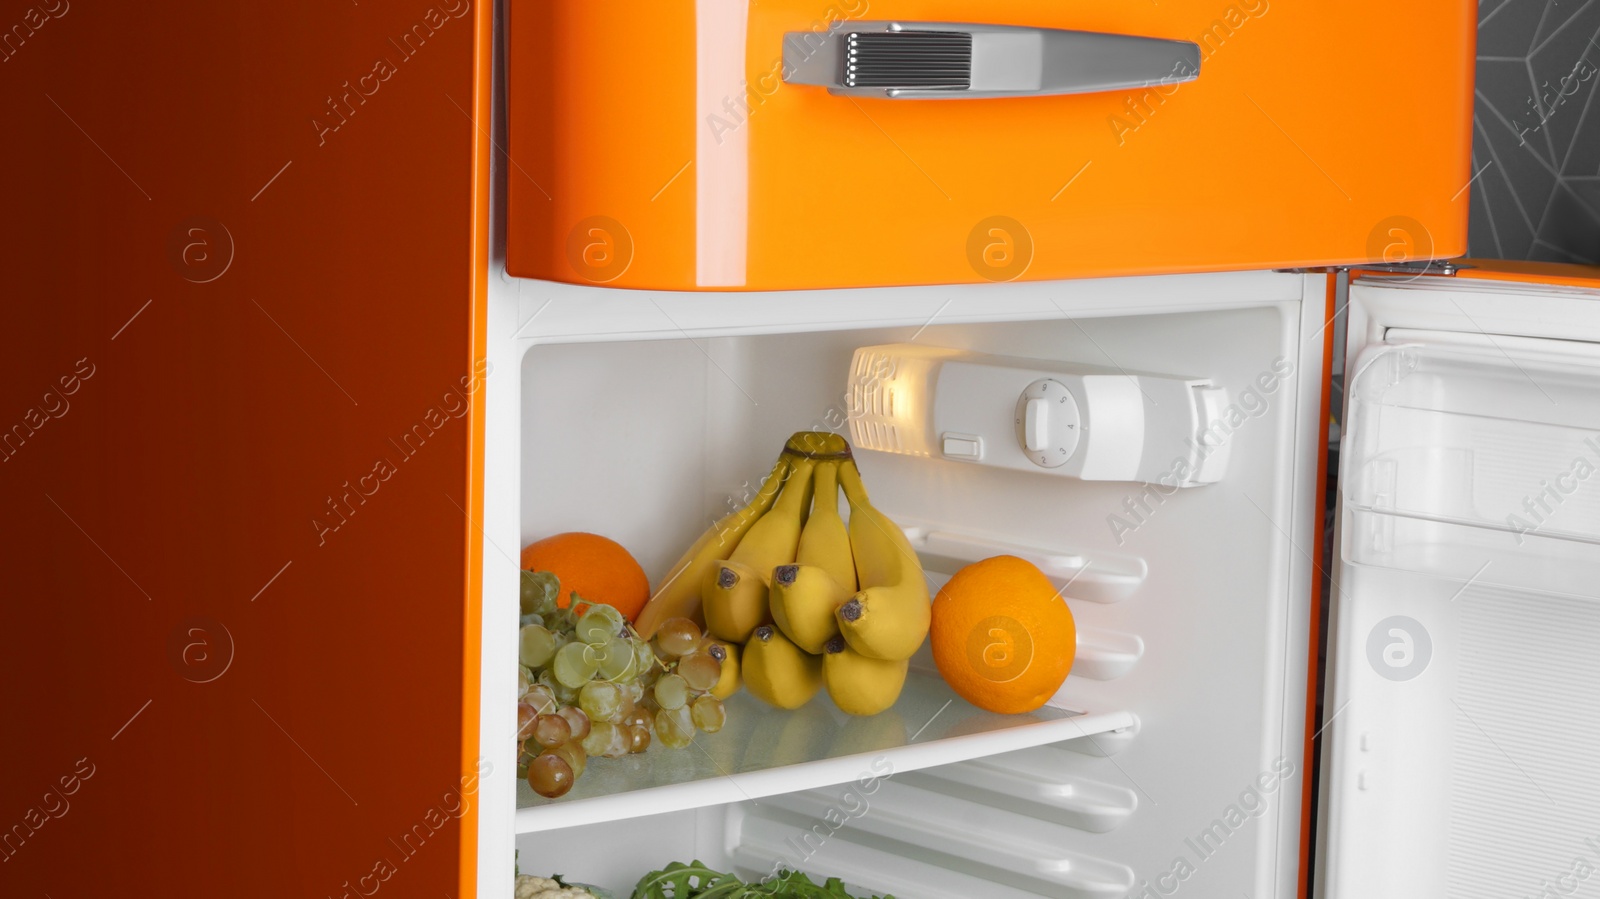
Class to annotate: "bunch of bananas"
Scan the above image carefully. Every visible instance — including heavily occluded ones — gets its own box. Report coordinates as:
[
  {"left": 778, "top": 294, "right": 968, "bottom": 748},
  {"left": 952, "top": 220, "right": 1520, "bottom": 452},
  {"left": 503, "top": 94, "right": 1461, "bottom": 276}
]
[{"left": 635, "top": 432, "right": 930, "bottom": 716}]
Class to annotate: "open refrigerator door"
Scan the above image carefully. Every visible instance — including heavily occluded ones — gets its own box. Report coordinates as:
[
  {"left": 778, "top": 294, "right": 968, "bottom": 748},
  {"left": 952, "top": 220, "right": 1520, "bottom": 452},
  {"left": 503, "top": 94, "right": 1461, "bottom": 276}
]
[{"left": 1319, "top": 268, "right": 1600, "bottom": 898}]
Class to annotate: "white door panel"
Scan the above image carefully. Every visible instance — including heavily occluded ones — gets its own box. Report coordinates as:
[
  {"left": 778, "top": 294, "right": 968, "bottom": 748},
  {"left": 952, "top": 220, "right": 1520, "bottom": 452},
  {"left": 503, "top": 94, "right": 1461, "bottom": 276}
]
[{"left": 1320, "top": 276, "right": 1600, "bottom": 899}]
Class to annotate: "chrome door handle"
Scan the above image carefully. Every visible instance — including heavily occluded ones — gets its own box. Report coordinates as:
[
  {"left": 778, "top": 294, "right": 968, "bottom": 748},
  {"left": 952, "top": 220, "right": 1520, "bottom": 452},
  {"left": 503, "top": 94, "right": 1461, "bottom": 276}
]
[{"left": 783, "top": 22, "right": 1200, "bottom": 99}]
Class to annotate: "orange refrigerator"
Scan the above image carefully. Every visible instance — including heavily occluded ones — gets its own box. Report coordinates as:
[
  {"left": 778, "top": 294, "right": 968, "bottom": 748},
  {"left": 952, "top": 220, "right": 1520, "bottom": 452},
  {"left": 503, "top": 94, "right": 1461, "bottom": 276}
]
[{"left": 15, "top": 3, "right": 1600, "bottom": 899}]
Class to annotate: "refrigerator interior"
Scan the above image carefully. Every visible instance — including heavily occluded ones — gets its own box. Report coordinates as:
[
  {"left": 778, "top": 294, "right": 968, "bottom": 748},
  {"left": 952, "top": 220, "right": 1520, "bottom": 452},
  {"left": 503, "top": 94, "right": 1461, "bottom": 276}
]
[
  {"left": 488, "top": 272, "right": 1327, "bottom": 899},
  {"left": 1319, "top": 277, "right": 1600, "bottom": 899}
]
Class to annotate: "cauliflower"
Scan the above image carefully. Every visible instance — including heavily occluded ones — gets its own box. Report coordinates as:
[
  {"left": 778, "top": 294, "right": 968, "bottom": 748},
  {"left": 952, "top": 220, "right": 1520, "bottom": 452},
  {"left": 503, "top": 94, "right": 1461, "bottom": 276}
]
[{"left": 514, "top": 873, "right": 602, "bottom": 899}]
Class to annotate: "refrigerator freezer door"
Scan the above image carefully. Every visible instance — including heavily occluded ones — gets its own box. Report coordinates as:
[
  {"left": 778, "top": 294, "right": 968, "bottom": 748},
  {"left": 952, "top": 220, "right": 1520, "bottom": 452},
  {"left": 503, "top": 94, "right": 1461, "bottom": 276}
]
[
  {"left": 506, "top": 0, "right": 1474, "bottom": 290},
  {"left": 1320, "top": 268, "right": 1600, "bottom": 899}
]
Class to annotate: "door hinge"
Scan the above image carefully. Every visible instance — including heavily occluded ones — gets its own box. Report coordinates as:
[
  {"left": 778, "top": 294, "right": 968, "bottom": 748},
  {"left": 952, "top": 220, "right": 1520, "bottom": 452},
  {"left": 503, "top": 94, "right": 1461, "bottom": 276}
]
[
  {"left": 1355, "top": 259, "right": 1470, "bottom": 276},
  {"left": 1275, "top": 260, "right": 1469, "bottom": 276}
]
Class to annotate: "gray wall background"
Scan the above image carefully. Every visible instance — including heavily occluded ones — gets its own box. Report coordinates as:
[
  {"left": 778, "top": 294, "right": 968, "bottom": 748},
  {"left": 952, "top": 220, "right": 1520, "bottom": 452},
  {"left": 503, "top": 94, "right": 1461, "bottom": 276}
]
[{"left": 1472, "top": 0, "right": 1600, "bottom": 261}]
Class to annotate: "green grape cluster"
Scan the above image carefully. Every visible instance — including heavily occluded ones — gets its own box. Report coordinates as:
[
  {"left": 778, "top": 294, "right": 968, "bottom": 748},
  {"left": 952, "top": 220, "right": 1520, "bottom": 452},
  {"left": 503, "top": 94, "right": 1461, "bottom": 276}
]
[
  {"left": 516, "top": 571, "right": 729, "bottom": 799},
  {"left": 640, "top": 616, "right": 729, "bottom": 748}
]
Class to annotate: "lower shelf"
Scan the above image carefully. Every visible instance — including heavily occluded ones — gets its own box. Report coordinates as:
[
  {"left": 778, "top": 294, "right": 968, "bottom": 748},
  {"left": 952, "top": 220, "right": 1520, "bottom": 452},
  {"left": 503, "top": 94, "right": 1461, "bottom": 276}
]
[
  {"left": 731, "top": 791, "right": 1137, "bottom": 899},
  {"left": 514, "top": 671, "right": 1135, "bottom": 834}
]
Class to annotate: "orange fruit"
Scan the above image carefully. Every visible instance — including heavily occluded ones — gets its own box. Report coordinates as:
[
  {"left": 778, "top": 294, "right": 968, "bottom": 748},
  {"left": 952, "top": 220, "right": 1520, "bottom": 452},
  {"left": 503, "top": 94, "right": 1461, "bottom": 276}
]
[
  {"left": 520, "top": 532, "right": 650, "bottom": 621},
  {"left": 930, "top": 555, "right": 1076, "bottom": 714}
]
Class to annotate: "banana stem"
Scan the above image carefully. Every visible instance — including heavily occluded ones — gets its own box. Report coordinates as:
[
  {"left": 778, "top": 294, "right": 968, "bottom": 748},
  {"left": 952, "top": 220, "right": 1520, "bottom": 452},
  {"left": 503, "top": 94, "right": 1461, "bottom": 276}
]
[
  {"left": 783, "top": 431, "right": 853, "bottom": 459},
  {"left": 780, "top": 446, "right": 853, "bottom": 460}
]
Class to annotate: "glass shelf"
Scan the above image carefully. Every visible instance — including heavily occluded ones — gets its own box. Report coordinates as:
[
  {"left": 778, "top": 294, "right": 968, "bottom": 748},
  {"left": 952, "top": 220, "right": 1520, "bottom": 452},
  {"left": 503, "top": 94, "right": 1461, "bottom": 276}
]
[{"left": 514, "top": 670, "right": 1134, "bottom": 834}]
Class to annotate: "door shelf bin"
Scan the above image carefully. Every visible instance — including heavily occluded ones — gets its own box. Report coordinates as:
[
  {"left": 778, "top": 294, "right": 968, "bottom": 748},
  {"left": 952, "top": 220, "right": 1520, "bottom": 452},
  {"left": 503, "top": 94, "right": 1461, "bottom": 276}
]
[
  {"left": 514, "top": 669, "right": 1134, "bottom": 834},
  {"left": 1342, "top": 507, "right": 1600, "bottom": 600},
  {"left": 1342, "top": 342, "right": 1600, "bottom": 601},
  {"left": 1344, "top": 341, "right": 1600, "bottom": 539}
]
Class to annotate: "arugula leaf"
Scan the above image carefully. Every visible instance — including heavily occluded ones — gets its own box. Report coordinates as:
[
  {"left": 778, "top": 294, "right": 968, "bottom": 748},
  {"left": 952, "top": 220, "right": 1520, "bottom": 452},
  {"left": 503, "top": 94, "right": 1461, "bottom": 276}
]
[{"left": 631, "top": 861, "right": 893, "bottom": 899}]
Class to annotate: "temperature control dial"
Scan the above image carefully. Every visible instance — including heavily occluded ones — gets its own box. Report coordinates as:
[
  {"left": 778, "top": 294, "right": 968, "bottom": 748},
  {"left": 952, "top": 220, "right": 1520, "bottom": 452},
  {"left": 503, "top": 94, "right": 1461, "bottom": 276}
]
[{"left": 1014, "top": 378, "right": 1081, "bottom": 468}]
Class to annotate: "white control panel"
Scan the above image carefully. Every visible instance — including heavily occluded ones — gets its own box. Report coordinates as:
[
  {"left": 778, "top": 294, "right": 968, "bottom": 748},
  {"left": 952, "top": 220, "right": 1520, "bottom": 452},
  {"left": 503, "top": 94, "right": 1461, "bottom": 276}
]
[{"left": 847, "top": 343, "right": 1231, "bottom": 486}]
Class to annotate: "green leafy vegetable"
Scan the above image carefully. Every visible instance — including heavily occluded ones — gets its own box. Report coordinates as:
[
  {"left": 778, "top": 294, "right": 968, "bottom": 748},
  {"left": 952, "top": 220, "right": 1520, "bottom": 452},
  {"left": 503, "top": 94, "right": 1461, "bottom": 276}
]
[{"left": 631, "top": 861, "right": 893, "bottom": 899}]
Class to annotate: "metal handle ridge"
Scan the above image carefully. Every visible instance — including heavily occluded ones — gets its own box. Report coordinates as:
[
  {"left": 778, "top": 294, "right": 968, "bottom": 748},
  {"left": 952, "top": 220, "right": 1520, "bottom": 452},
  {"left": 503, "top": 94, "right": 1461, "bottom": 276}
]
[{"left": 782, "top": 21, "right": 1201, "bottom": 99}]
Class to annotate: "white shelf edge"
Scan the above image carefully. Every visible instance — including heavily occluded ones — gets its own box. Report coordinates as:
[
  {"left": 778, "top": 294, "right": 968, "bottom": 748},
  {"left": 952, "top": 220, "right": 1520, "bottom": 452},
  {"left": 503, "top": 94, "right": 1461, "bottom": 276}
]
[
  {"left": 512, "top": 708, "right": 1135, "bottom": 835},
  {"left": 747, "top": 786, "right": 1139, "bottom": 890},
  {"left": 899, "top": 519, "right": 1148, "bottom": 604},
  {"left": 509, "top": 270, "right": 1306, "bottom": 346}
]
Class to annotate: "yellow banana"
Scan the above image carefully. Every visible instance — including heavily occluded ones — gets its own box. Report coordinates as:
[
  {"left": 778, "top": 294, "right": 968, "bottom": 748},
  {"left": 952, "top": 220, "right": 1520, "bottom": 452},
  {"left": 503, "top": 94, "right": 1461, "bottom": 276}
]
[
  {"left": 742, "top": 625, "right": 823, "bottom": 709},
  {"left": 822, "top": 634, "right": 909, "bottom": 716},
  {"left": 835, "top": 459, "right": 930, "bottom": 661},
  {"left": 703, "top": 457, "right": 815, "bottom": 642},
  {"left": 797, "top": 459, "right": 857, "bottom": 591},
  {"left": 770, "top": 459, "right": 855, "bottom": 652},
  {"left": 701, "top": 561, "right": 771, "bottom": 643},
  {"left": 770, "top": 565, "right": 848, "bottom": 654},
  {"left": 635, "top": 456, "right": 790, "bottom": 639},
  {"left": 704, "top": 638, "right": 742, "bottom": 700}
]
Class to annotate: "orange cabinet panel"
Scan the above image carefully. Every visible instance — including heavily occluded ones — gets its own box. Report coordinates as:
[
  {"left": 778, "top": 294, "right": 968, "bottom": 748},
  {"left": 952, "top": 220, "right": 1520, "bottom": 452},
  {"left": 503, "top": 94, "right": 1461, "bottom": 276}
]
[
  {"left": 507, "top": 0, "right": 1475, "bottom": 290},
  {"left": 0, "top": 2, "right": 489, "bottom": 898}
]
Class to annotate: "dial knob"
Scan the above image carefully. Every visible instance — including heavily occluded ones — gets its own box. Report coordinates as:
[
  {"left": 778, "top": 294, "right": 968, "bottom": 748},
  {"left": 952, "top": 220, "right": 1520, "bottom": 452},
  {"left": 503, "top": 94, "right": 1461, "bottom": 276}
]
[{"left": 1014, "top": 378, "right": 1081, "bottom": 468}]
